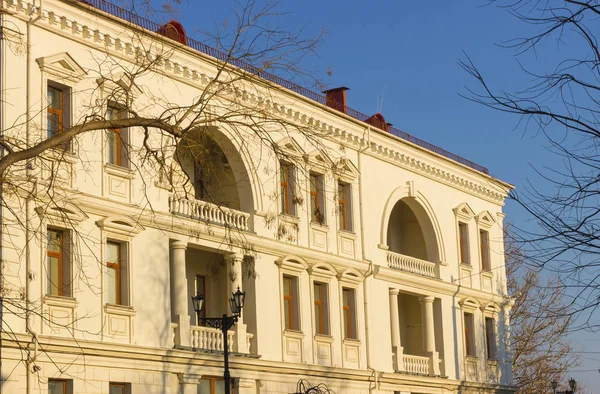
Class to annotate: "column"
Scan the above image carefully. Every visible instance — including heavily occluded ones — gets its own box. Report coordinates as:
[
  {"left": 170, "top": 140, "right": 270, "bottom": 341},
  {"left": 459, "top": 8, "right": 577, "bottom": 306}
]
[
  {"left": 389, "top": 288, "right": 403, "bottom": 371},
  {"left": 419, "top": 295, "right": 440, "bottom": 375},
  {"left": 170, "top": 240, "right": 190, "bottom": 347},
  {"left": 227, "top": 253, "right": 248, "bottom": 353}
]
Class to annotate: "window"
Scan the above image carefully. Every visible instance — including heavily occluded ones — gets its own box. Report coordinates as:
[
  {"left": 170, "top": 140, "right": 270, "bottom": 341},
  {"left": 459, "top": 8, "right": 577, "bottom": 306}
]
[
  {"left": 106, "top": 241, "right": 128, "bottom": 305},
  {"left": 485, "top": 317, "right": 497, "bottom": 360},
  {"left": 283, "top": 275, "right": 299, "bottom": 330},
  {"left": 464, "top": 312, "right": 476, "bottom": 356},
  {"left": 280, "top": 162, "right": 295, "bottom": 215},
  {"left": 310, "top": 173, "right": 325, "bottom": 224},
  {"left": 47, "top": 228, "right": 71, "bottom": 297},
  {"left": 313, "top": 282, "right": 329, "bottom": 335},
  {"left": 48, "top": 379, "right": 71, "bottom": 394},
  {"left": 109, "top": 383, "right": 131, "bottom": 394},
  {"left": 338, "top": 182, "right": 352, "bottom": 231},
  {"left": 480, "top": 229, "right": 490, "bottom": 271},
  {"left": 342, "top": 287, "right": 357, "bottom": 339},
  {"left": 195, "top": 275, "right": 206, "bottom": 324},
  {"left": 106, "top": 105, "right": 129, "bottom": 167},
  {"left": 47, "top": 83, "right": 71, "bottom": 150},
  {"left": 459, "top": 222, "right": 470, "bottom": 265},
  {"left": 198, "top": 376, "right": 234, "bottom": 394}
]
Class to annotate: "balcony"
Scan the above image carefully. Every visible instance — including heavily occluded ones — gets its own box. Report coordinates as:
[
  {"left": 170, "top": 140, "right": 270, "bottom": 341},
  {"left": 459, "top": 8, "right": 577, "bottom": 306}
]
[
  {"left": 169, "top": 196, "right": 251, "bottom": 232},
  {"left": 400, "top": 354, "right": 430, "bottom": 375},
  {"left": 190, "top": 325, "right": 253, "bottom": 353},
  {"left": 387, "top": 250, "right": 435, "bottom": 278}
]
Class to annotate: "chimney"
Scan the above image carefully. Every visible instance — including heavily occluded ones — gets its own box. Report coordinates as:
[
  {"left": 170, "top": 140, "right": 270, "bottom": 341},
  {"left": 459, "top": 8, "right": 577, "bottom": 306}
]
[
  {"left": 365, "top": 113, "right": 391, "bottom": 132},
  {"left": 323, "top": 87, "right": 349, "bottom": 114}
]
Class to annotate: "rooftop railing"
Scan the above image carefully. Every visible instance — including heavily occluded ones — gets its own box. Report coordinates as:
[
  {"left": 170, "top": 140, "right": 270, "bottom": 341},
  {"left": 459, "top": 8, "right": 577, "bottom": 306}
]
[{"left": 79, "top": 0, "right": 489, "bottom": 175}]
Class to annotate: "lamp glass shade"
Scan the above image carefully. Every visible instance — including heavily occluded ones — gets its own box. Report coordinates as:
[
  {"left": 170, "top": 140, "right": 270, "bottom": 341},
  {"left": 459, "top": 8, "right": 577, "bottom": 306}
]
[
  {"left": 551, "top": 381, "right": 558, "bottom": 390},
  {"left": 191, "top": 292, "right": 204, "bottom": 313},
  {"left": 569, "top": 378, "right": 577, "bottom": 390},
  {"left": 230, "top": 287, "right": 245, "bottom": 315}
]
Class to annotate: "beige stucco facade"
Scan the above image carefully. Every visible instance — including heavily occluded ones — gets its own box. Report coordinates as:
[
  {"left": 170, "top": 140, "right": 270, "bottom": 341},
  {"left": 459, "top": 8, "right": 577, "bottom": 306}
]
[{"left": 0, "top": 0, "right": 515, "bottom": 393}]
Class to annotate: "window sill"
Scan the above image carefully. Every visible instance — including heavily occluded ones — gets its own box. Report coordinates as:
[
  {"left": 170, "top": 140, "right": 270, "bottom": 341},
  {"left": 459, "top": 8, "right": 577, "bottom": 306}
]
[
  {"left": 46, "top": 148, "right": 77, "bottom": 164},
  {"left": 343, "top": 337, "right": 361, "bottom": 345},
  {"left": 283, "top": 329, "right": 305, "bottom": 339},
  {"left": 481, "top": 270, "right": 493, "bottom": 277},
  {"left": 466, "top": 355, "right": 478, "bottom": 360},
  {"left": 104, "top": 163, "right": 135, "bottom": 179},
  {"left": 279, "top": 213, "right": 300, "bottom": 223},
  {"left": 44, "top": 295, "right": 77, "bottom": 308},
  {"left": 487, "top": 359, "right": 498, "bottom": 365},
  {"left": 105, "top": 303, "right": 136, "bottom": 316},
  {"left": 314, "top": 334, "right": 335, "bottom": 343},
  {"left": 338, "top": 229, "right": 356, "bottom": 238},
  {"left": 460, "top": 263, "right": 472, "bottom": 269},
  {"left": 310, "top": 221, "right": 328, "bottom": 230}
]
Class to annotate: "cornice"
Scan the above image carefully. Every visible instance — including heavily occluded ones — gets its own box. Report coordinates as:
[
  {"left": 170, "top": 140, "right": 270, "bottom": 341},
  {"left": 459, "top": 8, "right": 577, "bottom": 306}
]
[{"left": 5, "top": 0, "right": 510, "bottom": 204}]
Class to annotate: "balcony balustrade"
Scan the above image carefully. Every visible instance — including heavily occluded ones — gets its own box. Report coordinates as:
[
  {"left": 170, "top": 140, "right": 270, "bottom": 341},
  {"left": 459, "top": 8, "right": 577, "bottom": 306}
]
[
  {"left": 169, "top": 196, "right": 250, "bottom": 232},
  {"left": 386, "top": 251, "right": 436, "bottom": 277},
  {"left": 401, "top": 354, "right": 430, "bottom": 375},
  {"left": 190, "top": 325, "right": 253, "bottom": 353}
]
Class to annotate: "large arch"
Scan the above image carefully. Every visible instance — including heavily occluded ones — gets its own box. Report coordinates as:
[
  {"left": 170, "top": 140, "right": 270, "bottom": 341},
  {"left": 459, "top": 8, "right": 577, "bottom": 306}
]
[
  {"left": 175, "top": 125, "right": 260, "bottom": 213},
  {"left": 380, "top": 184, "right": 446, "bottom": 264}
]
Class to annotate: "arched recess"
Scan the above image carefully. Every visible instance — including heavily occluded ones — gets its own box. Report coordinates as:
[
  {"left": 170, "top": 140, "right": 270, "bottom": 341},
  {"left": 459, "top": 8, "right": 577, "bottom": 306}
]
[
  {"left": 175, "top": 125, "right": 260, "bottom": 213},
  {"left": 380, "top": 184, "right": 446, "bottom": 264}
]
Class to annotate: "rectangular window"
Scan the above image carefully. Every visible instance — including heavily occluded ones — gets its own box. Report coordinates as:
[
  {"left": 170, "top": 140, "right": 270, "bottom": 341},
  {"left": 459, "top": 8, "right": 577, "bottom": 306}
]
[
  {"left": 48, "top": 379, "right": 72, "bottom": 394},
  {"left": 338, "top": 182, "right": 352, "bottom": 231},
  {"left": 199, "top": 376, "right": 234, "bottom": 394},
  {"left": 106, "top": 105, "right": 129, "bottom": 167},
  {"left": 485, "top": 317, "right": 497, "bottom": 360},
  {"left": 459, "top": 222, "right": 470, "bottom": 265},
  {"left": 280, "top": 162, "right": 295, "bottom": 215},
  {"left": 195, "top": 275, "right": 206, "bottom": 324},
  {"left": 480, "top": 229, "right": 490, "bottom": 271},
  {"left": 109, "top": 382, "right": 131, "bottom": 394},
  {"left": 310, "top": 172, "right": 325, "bottom": 224},
  {"left": 313, "top": 282, "right": 329, "bottom": 335},
  {"left": 47, "top": 83, "right": 72, "bottom": 151},
  {"left": 464, "top": 312, "right": 476, "bottom": 356},
  {"left": 342, "top": 287, "right": 357, "bottom": 339},
  {"left": 106, "top": 241, "right": 128, "bottom": 305},
  {"left": 47, "top": 228, "right": 71, "bottom": 297},
  {"left": 283, "top": 275, "right": 299, "bottom": 330}
]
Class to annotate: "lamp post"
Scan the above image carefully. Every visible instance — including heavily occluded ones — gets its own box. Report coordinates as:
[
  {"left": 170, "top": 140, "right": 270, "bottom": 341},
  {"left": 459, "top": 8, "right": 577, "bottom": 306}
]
[
  {"left": 551, "top": 378, "right": 577, "bottom": 394},
  {"left": 191, "top": 287, "right": 245, "bottom": 394}
]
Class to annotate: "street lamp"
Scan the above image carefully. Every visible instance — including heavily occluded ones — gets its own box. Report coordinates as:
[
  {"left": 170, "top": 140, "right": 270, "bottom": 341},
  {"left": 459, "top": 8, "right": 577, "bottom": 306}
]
[
  {"left": 191, "top": 287, "right": 245, "bottom": 394},
  {"left": 551, "top": 378, "right": 577, "bottom": 394}
]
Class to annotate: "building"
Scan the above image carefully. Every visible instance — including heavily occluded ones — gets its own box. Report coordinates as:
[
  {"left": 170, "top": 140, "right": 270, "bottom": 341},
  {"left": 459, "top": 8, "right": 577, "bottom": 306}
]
[{"left": 0, "top": 0, "right": 515, "bottom": 393}]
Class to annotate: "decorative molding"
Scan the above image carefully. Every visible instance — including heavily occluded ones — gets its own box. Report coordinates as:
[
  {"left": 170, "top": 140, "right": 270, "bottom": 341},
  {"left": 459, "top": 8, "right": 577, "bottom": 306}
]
[
  {"left": 35, "top": 200, "right": 89, "bottom": 223},
  {"left": 36, "top": 52, "right": 87, "bottom": 83},
  {"left": 308, "top": 262, "right": 337, "bottom": 280},
  {"left": 8, "top": 0, "right": 511, "bottom": 204},
  {"left": 275, "top": 255, "right": 309, "bottom": 273},
  {"left": 96, "top": 215, "right": 145, "bottom": 237},
  {"left": 336, "top": 267, "right": 364, "bottom": 285},
  {"left": 475, "top": 211, "right": 496, "bottom": 228},
  {"left": 453, "top": 202, "right": 475, "bottom": 221}
]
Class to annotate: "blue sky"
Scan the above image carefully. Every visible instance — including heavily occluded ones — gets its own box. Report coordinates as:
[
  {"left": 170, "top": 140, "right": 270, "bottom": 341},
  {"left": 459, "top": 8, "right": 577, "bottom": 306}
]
[{"left": 150, "top": 0, "right": 599, "bottom": 390}]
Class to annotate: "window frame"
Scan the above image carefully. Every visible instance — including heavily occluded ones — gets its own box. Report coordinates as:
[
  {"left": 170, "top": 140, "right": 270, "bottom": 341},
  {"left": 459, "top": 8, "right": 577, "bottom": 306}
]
[
  {"left": 105, "top": 239, "right": 130, "bottom": 306},
  {"left": 48, "top": 379, "right": 72, "bottom": 394},
  {"left": 309, "top": 172, "right": 325, "bottom": 224},
  {"left": 336, "top": 179, "right": 354, "bottom": 232},
  {"left": 47, "top": 86, "right": 63, "bottom": 138},
  {"left": 485, "top": 316, "right": 497, "bottom": 360},
  {"left": 282, "top": 275, "right": 299, "bottom": 331},
  {"left": 109, "top": 382, "right": 131, "bottom": 394},
  {"left": 313, "top": 281, "right": 330, "bottom": 335},
  {"left": 106, "top": 104, "right": 129, "bottom": 167},
  {"left": 479, "top": 229, "right": 490, "bottom": 271},
  {"left": 458, "top": 222, "right": 470, "bottom": 265},
  {"left": 46, "top": 227, "right": 72, "bottom": 297},
  {"left": 464, "top": 312, "right": 476, "bottom": 357},
  {"left": 280, "top": 161, "right": 295, "bottom": 215},
  {"left": 106, "top": 240, "right": 124, "bottom": 305},
  {"left": 199, "top": 376, "right": 234, "bottom": 394},
  {"left": 342, "top": 287, "right": 357, "bottom": 339}
]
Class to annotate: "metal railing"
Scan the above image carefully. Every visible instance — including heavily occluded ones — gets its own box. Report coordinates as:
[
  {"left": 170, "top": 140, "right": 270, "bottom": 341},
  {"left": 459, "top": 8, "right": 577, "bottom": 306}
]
[{"left": 78, "top": 0, "right": 489, "bottom": 175}]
